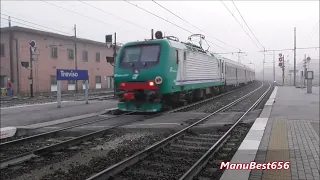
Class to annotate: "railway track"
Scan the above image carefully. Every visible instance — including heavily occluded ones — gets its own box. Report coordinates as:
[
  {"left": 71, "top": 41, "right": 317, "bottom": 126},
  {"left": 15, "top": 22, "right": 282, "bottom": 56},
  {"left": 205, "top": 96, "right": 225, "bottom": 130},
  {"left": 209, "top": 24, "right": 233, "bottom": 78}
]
[
  {"left": 85, "top": 82, "right": 271, "bottom": 180},
  {"left": 0, "top": 81, "right": 264, "bottom": 180},
  {"left": 0, "top": 83, "right": 253, "bottom": 168}
]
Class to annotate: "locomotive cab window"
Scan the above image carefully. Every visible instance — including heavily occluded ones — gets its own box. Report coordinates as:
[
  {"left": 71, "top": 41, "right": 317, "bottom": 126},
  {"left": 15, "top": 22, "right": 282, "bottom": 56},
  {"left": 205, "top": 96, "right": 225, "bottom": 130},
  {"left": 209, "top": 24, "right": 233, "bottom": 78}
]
[{"left": 120, "top": 44, "right": 160, "bottom": 63}]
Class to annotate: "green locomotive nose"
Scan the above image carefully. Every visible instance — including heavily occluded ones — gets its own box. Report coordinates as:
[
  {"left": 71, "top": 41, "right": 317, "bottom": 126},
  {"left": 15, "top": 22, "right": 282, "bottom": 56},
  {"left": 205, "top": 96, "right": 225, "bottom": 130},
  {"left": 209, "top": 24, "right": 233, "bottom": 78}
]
[{"left": 113, "top": 39, "right": 172, "bottom": 112}]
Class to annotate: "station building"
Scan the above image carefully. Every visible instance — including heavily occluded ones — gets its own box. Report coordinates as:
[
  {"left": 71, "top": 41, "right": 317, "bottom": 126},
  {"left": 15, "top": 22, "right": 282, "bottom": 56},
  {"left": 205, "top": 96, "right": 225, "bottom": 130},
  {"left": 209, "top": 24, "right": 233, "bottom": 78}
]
[{"left": 0, "top": 26, "right": 117, "bottom": 96}]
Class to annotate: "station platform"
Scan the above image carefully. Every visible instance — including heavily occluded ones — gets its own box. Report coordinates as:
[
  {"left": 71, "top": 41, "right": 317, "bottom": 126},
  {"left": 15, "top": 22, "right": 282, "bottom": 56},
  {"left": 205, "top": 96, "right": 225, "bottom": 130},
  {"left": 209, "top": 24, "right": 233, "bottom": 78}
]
[
  {"left": 0, "top": 99, "right": 118, "bottom": 128},
  {"left": 220, "top": 86, "right": 319, "bottom": 180}
]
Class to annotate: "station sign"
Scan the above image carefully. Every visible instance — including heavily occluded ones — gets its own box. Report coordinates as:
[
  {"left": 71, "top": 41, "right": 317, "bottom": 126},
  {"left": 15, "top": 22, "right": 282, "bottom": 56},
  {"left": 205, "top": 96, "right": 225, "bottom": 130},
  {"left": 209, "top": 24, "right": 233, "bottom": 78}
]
[{"left": 56, "top": 69, "right": 88, "bottom": 81}]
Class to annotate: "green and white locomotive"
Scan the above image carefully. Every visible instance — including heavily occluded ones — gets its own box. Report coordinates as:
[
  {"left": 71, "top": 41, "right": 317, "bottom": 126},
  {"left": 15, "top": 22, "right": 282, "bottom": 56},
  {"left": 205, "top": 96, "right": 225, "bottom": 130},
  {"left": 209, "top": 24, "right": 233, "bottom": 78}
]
[{"left": 113, "top": 31, "right": 255, "bottom": 112}]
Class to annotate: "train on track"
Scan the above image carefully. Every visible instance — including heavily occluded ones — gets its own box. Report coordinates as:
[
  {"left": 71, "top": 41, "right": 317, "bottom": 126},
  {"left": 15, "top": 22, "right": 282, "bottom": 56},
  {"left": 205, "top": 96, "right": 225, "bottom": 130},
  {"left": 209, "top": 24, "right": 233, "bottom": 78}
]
[{"left": 113, "top": 31, "right": 255, "bottom": 112}]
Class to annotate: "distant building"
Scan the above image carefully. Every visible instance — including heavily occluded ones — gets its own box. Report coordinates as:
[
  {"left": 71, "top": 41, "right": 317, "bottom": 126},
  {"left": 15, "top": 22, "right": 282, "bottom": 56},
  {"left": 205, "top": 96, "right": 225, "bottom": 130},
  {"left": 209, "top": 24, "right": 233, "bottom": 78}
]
[{"left": 0, "top": 26, "right": 118, "bottom": 95}]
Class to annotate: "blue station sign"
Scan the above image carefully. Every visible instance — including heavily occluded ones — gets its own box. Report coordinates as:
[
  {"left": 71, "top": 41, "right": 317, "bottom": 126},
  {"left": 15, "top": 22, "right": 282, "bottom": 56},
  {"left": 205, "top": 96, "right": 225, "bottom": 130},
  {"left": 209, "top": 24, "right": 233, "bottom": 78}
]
[{"left": 56, "top": 69, "right": 88, "bottom": 81}]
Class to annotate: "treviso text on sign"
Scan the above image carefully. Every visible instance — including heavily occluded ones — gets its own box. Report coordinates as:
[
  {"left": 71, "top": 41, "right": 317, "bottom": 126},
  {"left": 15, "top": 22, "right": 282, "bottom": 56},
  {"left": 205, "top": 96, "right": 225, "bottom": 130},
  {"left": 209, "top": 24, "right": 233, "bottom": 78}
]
[{"left": 56, "top": 69, "right": 88, "bottom": 81}]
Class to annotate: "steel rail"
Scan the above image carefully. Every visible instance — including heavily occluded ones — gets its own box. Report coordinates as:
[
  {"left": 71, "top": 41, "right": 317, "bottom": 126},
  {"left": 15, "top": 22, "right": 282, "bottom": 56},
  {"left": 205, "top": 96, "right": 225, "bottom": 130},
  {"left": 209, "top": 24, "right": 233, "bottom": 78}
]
[
  {"left": 1, "top": 81, "right": 253, "bottom": 147},
  {"left": 179, "top": 82, "right": 271, "bottom": 180},
  {"left": 32, "top": 83, "right": 255, "bottom": 156},
  {"left": 85, "top": 82, "right": 263, "bottom": 180},
  {"left": 0, "top": 109, "right": 129, "bottom": 147},
  {"left": 0, "top": 82, "right": 256, "bottom": 169}
]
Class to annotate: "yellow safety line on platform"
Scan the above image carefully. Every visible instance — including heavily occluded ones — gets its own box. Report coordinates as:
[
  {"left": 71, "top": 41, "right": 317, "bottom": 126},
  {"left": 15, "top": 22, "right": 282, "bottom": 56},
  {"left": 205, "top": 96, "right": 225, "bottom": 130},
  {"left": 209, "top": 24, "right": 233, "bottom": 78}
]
[{"left": 262, "top": 120, "right": 292, "bottom": 180}]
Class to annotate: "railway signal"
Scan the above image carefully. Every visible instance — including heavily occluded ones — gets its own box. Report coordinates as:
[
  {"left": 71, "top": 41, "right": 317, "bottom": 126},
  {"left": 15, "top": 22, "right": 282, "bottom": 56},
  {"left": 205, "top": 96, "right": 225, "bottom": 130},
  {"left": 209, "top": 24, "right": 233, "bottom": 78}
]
[
  {"left": 278, "top": 53, "right": 285, "bottom": 85},
  {"left": 278, "top": 55, "right": 283, "bottom": 67},
  {"left": 28, "top": 40, "right": 37, "bottom": 98},
  {"left": 29, "top": 40, "right": 37, "bottom": 54}
]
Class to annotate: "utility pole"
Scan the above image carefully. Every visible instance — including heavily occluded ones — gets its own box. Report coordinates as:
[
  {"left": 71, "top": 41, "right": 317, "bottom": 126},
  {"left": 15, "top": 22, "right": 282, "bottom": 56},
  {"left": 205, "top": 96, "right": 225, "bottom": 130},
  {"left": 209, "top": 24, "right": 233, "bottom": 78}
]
[
  {"left": 304, "top": 54, "right": 307, "bottom": 87},
  {"left": 273, "top": 50, "right": 275, "bottom": 82},
  {"left": 282, "top": 55, "right": 285, "bottom": 85},
  {"left": 29, "top": 46, "right": 33, "bottom": 97},
  {"left": 74, "top": 24, "right": 78, "bottom": 93},
  {"left": 9, "top": 16, "right": 14, "bottom": 84},
  {"left": 263, "top": 48, "right": 265, "bottom": 82},
  {"left": 238, "top": 49, "right": 241, "bottom": 63},
  {"left": 293, "top": 27, "right": 296, "bottom": 86},
  {"left": 113, "top": 32, "right": 117, "bottom": 98}
]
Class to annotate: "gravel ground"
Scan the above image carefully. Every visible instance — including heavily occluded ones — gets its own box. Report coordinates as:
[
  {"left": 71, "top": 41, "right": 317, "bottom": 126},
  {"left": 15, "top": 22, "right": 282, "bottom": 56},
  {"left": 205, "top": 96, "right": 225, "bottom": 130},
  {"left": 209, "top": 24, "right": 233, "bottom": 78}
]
[
  {"left": 195, "top": 123, "right": 251, "bottom": 179},
  {"left": 115, "top": 131, "right": 226, "bottom": 179},
  {"left": 192, "top": 81, "right": 262, "bottom": 113},
  {"left": 1, "top": 131, "right": 169, "bottom": 180},
  {"left": 0, "top": 136, "right": 75, "bottom": 161}
]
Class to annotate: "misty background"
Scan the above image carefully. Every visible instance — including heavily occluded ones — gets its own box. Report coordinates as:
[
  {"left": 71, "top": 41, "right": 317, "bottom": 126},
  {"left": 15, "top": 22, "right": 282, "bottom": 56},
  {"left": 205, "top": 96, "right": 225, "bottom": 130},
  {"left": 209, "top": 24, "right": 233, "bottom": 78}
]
[{"left": 1, "top": 1, "right": 319, "bottom": 83}]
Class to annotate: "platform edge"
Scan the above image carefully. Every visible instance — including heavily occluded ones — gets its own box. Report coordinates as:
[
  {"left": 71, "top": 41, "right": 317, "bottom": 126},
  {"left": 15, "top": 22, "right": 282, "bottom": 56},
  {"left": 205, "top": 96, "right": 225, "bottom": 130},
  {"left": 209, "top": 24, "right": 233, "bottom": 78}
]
[{"left": 219, "top": 86, "right": 279, "bottom": 180}]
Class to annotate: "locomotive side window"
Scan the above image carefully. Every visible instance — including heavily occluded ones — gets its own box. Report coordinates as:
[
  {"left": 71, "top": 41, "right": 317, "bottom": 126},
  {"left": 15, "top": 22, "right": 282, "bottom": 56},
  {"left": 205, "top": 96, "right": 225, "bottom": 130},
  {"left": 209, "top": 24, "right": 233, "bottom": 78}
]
[
  {"left": 183, "top": 52, "right": 186, "bottom": 60},
  {"left": 176, "top": 49, "right": 179, "bottom": 64},
  {"left": 221, "top": 62, "right": 224, "bottom": 73}
]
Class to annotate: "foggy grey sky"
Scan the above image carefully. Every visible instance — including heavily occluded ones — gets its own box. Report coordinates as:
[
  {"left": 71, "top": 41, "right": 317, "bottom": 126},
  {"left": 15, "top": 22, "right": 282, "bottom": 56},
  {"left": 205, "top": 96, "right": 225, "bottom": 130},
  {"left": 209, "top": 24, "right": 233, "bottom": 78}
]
[{"left": 1, "top": 1, "right": 319, "bottom": 75}]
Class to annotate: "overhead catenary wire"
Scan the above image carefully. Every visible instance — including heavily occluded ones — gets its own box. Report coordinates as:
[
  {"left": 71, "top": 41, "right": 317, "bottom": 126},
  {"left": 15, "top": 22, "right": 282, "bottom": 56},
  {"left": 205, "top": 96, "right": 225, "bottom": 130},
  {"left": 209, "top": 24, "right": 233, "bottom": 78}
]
[
  {"left": 259, "top": 47, "right": 320, "bottom": 52},
  {"left": 1, "top": 13, "right": 73, "bottom": 36},
  {"left": 124, "top": 0, "right": 230, "bottom": 52},
  {"left": 79, "top": 0, "right": 229, "bottom": 51},
  {"left": 231, "top": 1, "right": 264, "bottom": 49},
  {"left": 2, "top": 10, "right": 73, "bottom": 32},
  {"left": 0, "top": 16, "right": 73, "bottom": 37},
  {"left": 151, "top": 0, "right": 241, "bottom": 51},
  {"left": 124, "top": 0, "right": 193, "bottom": 34},
  {"left": 77, "top": 0, "right": 150, "bottom": 32},
  {"left": 220, "top": 0, "right": 263, "bottom": 51},
  {"left": 41, "top": 0, "right": 129, "bottom": 32}
]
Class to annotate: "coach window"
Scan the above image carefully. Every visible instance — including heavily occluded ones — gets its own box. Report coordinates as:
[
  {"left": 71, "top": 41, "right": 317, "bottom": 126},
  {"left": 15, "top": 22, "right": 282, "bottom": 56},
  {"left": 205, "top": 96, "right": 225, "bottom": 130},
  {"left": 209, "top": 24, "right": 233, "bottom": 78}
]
[{"left": 175, "top": 50, "right": 179, "bottom": 64}]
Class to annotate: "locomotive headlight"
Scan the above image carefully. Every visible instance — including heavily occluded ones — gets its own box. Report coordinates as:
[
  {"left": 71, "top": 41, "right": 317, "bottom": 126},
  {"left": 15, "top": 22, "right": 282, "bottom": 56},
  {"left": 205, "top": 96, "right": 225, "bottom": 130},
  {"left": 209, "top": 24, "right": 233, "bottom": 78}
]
[
  {"left": 155, "top": 76, "right": 162, "bottom": 84},
  {"left": 134, "top": 69, "right": 139, "bottom": 74}
]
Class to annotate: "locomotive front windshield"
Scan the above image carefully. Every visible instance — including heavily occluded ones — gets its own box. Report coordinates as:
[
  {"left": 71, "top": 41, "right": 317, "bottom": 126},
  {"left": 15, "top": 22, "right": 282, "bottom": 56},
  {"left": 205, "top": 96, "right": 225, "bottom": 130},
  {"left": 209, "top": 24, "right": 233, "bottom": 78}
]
[{"left": 120, "top": 44, "right": 160, "bottom": 63}]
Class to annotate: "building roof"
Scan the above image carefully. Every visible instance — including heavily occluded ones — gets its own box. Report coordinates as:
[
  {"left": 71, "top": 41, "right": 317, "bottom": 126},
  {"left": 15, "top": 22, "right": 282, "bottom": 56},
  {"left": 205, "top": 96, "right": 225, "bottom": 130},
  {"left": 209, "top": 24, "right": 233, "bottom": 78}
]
[{"left": 0, "top": 26, "right": 121, "bottom": 48}]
